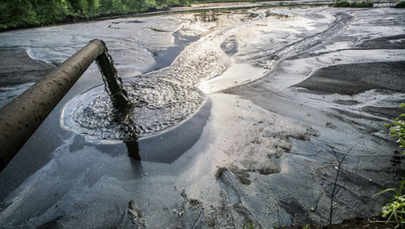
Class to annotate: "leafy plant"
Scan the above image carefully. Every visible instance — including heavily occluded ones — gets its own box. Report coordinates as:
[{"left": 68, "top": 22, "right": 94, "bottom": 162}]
[
  {"left": 243, "top": 220, "right": 262, "bottom": 229},
  {"left": 385, "top": 103, "right": 405, "bottom": 154},
  {"left": 372, "top": 179, "right": 405, "bottom": 228},
  {"left": 373, "top": 104, "right": 405, "bottom": 228},
  {"left": 394, "top": 1, "right": 405, "bottom": 8},
  {"left": 0, "top": 0, "right": 191, "bottom": 31}
]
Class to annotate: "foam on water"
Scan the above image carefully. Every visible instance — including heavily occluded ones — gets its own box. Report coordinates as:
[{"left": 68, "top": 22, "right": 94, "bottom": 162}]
[{"left": 63, "top": 78, "right": 205, "bottom": 140}]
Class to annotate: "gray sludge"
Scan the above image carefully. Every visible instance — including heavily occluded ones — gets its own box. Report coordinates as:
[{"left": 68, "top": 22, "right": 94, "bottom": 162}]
[
  {"left": 246, "top": 12, "right": 353, "bottom": 69},
  {"left": 62, "top": 11, "right": 265, "bottom": 141}
]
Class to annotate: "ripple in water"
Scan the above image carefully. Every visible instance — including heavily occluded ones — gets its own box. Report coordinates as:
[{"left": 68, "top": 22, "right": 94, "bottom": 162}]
[
  {"left": 63, "top": 78, "right": 205, "bottom": 140},
  {"left": 61, "top": 12, "right": 259, "bottom": 141}
]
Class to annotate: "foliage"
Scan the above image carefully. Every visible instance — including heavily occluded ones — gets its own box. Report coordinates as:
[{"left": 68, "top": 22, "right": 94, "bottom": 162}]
[
  {"left": 394, "top": 1, "right": 405, "bottom": 8},
  {"left": 334, "top": 1, "right": 373, "bottom": 7},
  {"left": 243, "top": 220, "right": 262, "bottom": 229},
  {"left": 0, "top": 0, "right": 293, "bottom": 30},
  {"left": 372, "top": 104, "right": 405, "bottom": 228},
  {"left": 385, "top": 103, "right": 405, "bottom": 154},
  {"left": 0, "top": 0, "right": 190, "bottom": 30},
  {"left": 373, "top": 179, "right": 405, "bottom": 228}
]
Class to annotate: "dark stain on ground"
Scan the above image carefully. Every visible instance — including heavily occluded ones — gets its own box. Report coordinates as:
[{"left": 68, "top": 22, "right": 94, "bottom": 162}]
[
  {"left": 390, "top": 155, "right": 404, "bottom": 166},
  {"left": 136, "top": 98, "right": 211, "bottom": 163},
  {"left": 221, "top": 35, "right": 239, "bottom": 56},
  {"left": 355, "top": 34, "right": 405, "bottom": 50},
  {"left": 0, "top": 49, "right": 56, "bottom": 87},
  {"left": 333, "top": 99, "right": 359, "bottom": 106},
  {"left": 361, "top": 106, "right": 404, "bottom": 119},
  {"left": 228, "top": 164, "right": 251, "bottom": 185},
  {"left": 150, "top": 31, "right": 200, "bottom": 71},
  {"left": 293, "top": 61, "right": 405, "bottom": 96}
]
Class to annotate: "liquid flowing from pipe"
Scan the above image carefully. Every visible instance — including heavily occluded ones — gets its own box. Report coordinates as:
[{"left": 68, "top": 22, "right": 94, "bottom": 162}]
[
  {"left": 61, "top": 11, "right": 265, "bottom": 141},
  {"left": 62, "top": 11, "right": 352, "bottom": 141}
]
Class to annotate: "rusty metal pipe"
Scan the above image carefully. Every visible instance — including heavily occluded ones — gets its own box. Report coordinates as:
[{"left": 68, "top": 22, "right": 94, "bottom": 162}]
[{"left": 0, "top": 39, "right": 106, "bottom": 172}]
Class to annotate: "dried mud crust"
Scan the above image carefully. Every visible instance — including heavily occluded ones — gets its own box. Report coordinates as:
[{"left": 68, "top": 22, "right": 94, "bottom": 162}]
[{"left": 279, "top": 216, "right": 397, "bottom": 229}]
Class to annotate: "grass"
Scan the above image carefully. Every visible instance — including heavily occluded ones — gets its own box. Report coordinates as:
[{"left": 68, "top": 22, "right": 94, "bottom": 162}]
[
  {"left": 372, "top": 179, "right": 405, "bottom": 228},
  {"left": 243, "top": 220, "right": 262, "bottom": 229}
]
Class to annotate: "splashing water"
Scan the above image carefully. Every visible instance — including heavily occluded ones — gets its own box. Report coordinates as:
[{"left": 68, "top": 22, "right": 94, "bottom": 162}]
[{"left": 95, "top": 43, "right": 133, "bottom": 118}]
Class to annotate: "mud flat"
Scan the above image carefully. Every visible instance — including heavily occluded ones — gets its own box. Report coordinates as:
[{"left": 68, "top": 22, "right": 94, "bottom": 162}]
[{"left": 0, "top": 5, "right": 405, "bottom": 228}]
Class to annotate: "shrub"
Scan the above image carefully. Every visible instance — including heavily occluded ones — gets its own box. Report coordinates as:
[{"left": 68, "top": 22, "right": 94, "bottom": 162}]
[
  {"left": 373, "top": 104, "right": 405, "bottom": 228},
  {"left": 373, "top": 179, "right": 405, "bottom": 228},
  {"left": 385, "top": 103, "right": 405, "bottom": 154},
  {"left": 0, "top": 0, "right": 193, "bottom": 31},
  {"left": 395, "top": 1, "right": 405, "bottom": 8}
]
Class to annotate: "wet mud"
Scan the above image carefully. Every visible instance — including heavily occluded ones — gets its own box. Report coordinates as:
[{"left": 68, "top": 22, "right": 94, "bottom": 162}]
[
  {"left": 294, "top": 61, "right": 405, "bottom": 95},
  {"left": 0, "top": 49, "right": 56, "bottom": 87},
  {"left": 0, "top": 5, "right": 405, "bottom": 229},
  {"left": 0, "top": 49, "right": 57, "bottom": 109}
]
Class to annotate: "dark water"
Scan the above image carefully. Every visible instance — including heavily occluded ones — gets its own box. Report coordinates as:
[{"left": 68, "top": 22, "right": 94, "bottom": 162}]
[
  {"left": 95, "top": 45, "right": 133, "bottom": 116},
  {"left": 64, "top": 77, "right": 205, "bottom": 140}
]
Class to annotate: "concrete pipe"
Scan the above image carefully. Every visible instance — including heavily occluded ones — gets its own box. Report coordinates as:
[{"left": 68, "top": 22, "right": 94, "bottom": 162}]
[{"left": 0, "top": 39, "right": 106, "bottom": 172}]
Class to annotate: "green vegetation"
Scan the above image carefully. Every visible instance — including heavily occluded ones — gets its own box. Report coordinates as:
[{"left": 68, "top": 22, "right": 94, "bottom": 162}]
[
  {"left": 243, "top": 220, "right": 262, "bottom": 229},
  {"left": 395, "top": 1, "right": 405, "bottom": 8},
  {"left": 385, "top": 103, "right": 405, "bottom": 154},
  {"left": 0, "top": 0, "right": 273, "bottom": 31},
  {"left": 334, "top": 1, "right": 373, "bottom": 7},
  {"left": 373, "top": 179, "right": 405, "bottom": 228},
  {"left": 0, "top": 0, "right": 190, "bottom": 30},
  {"left": 243, "top": 104, "right": 405, "bottom": 228},
  {"left": 372, "top": 104, "right": 405, "bottom": 228}
]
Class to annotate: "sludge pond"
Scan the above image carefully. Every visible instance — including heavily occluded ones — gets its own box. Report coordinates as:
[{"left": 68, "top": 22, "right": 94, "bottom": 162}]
[{"left": 0, "top": 4, "right": 405, "bottom": 228}]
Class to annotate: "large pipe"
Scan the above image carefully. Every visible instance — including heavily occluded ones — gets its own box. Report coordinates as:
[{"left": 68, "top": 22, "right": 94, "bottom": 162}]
[{"left": 0, "top": 39, "right": 105, "bottom": 172}]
